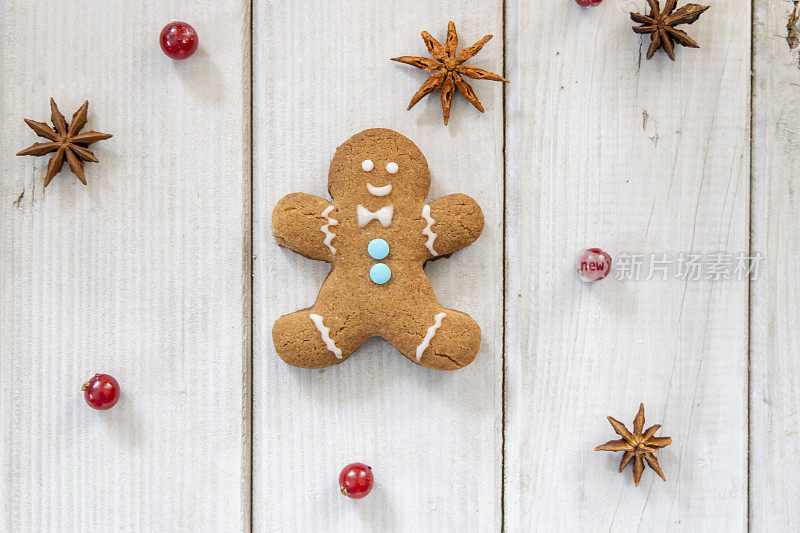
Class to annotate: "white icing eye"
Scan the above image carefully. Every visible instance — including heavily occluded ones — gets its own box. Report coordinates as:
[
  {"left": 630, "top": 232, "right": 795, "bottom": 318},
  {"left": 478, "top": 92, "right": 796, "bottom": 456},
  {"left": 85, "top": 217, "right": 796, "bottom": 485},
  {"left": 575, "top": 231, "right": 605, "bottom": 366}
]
[
  {"left": 361, "top": 159, "right": 374, "bottom": 172},
  {"left": 386, "top": 162, "right": 399, "bottom": 174}
]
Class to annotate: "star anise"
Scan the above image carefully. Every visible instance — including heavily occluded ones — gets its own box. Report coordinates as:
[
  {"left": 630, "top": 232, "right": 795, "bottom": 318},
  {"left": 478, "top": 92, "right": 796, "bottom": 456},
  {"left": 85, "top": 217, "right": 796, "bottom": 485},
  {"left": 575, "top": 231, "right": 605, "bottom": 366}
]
[
  {"left": 631, "top": 0, "right": 710, "bottom": 61},
  {"left": 392, "top": 21, "right": 508, "bottom": 125},
  {"left": 595, "top": 403, "right": 672, "bottom": 486},
  {"left": 17, "top": 98, "right": 112, "bottom": 186}
]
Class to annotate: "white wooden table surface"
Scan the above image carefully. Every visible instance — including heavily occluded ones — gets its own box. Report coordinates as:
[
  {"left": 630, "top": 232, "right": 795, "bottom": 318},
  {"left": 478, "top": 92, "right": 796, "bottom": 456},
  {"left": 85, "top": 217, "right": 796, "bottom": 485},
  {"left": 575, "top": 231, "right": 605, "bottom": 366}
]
[{"left": 1, "top": 0, "right": 797, "bottom": 531}]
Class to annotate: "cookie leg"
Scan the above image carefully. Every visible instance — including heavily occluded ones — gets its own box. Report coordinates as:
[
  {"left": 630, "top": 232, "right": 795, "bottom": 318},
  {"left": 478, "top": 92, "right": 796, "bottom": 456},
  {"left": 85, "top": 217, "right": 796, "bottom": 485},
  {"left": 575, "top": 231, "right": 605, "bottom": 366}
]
[
  {"left": 272, "top": 309, "right": 368, "bottom": 369},
  {"left": 385, "top": 308, "right": 481, "bottom": 371}
]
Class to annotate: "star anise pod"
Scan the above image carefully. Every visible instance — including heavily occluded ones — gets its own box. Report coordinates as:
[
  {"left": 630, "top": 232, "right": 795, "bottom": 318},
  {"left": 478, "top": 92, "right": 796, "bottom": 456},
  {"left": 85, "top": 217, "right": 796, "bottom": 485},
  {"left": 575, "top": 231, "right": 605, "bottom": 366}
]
[
  {"left": 631, "top": 0, "right": 710, "bottom": 61},
  {"left": 595, "top": 403, "right": 672, "bottom": 486},
  {"left": 392, "top": 21, "right": 508, "bottom": 125},
  {"left": 17, "top": 98, "right": 112, "bottom": 186}
]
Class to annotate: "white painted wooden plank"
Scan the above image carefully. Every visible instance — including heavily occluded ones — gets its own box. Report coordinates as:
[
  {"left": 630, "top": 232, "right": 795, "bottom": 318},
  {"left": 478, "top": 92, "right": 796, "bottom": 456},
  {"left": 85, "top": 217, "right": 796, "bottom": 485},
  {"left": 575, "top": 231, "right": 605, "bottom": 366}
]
[
  {"left": 751, "top": 0, "right": 800, "bottom": 529},
  {"left": 252, "top": 2, "right": 503, "bottom": 530},
  {"left": 504, "top": 0, "right": 750, "bottom": 530},
  {"left": 1, "top": 1, "right": 251, "bottom": 530}
]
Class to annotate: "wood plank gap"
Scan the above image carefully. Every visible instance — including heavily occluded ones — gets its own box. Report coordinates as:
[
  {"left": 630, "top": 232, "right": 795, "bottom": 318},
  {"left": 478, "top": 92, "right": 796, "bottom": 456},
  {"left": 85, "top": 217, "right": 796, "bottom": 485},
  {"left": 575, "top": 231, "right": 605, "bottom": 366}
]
[
  {"left": 247, "top": 1, "right": 255, "bottom": 531},
  {"left": 748, "top": 2, "right": 755, "bottom": 531},
  {"left": 501, "top": 2, "right": 508, "bottom": 532}
]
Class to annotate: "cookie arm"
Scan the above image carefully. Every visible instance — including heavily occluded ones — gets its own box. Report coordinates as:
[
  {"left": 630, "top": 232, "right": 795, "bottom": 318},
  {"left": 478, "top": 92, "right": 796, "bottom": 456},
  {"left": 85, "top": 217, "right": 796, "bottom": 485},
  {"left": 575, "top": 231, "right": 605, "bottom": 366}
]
[
  {"left": 272, "top": 193, "right": 338, "bottom": 262},
  {"left": 425, "top": 193, "right": 484, "bottom": 257}
]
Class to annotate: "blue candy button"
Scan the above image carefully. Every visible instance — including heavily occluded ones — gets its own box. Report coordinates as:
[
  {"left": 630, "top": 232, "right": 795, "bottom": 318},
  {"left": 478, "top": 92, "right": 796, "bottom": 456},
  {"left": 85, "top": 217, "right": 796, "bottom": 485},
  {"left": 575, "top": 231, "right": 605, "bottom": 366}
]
[
  {"left": 370, "top": 263, "right": 391, "bottom": 285},
  {"left": 368, "top": 238, "right": 390, "bottom": 260}
]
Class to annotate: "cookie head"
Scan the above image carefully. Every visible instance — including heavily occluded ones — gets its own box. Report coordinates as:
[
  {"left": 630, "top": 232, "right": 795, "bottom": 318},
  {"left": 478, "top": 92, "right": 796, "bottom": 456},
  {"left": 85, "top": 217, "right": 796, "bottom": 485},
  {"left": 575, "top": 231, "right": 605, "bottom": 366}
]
[{"left": 328, "top": 129, "right": 431, "bottom": 203}]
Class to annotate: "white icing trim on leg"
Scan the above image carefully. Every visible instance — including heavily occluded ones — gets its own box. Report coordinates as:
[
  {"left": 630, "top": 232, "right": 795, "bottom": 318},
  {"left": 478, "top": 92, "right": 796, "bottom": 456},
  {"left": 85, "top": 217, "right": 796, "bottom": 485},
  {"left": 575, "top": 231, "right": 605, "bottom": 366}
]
[
  {"left": 421, "top": 204, "right": 438, "bottom": 256},
  {"left": 309, "top": 314, "right": 342, "bottom": 358},
  {"left": 416, "top": 312, "right": 447, "bottom": 361},
  {"left": 320, "top": 205, "right": 338, "bottom": 254}
]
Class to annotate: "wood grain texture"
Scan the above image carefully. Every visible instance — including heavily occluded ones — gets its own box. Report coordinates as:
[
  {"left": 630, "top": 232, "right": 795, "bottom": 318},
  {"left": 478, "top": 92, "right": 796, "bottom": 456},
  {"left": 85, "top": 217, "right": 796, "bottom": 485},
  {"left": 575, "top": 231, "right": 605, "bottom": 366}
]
[
  {"left": 3, "top": 0, "right": 792, "bottom": 529},
  {"left": 504, "top": 0, "right": 750, "bottom": 530},
  {"left": 0, "top": 1, "right": 251, "bottom": 530},
  {"left": 252, "top": 1, "right": 503, "bottom": 531},
  {"left": 751, "top": 0, "right": 800, "bottom": 529}
]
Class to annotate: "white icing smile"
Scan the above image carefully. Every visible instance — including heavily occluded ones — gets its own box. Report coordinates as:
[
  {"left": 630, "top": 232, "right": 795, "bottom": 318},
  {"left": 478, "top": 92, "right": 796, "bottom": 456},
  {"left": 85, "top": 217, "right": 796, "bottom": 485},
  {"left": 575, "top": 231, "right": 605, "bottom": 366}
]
[{"left": 366, "top": 183, "right": 392, "bottom": 197}]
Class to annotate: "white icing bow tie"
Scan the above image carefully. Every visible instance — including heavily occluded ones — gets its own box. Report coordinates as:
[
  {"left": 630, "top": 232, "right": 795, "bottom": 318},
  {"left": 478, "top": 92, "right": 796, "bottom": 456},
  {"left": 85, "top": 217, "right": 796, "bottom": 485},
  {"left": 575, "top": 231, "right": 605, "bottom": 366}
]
[{"left": 357, "top": 205, "right": 394, "bottom": 228}]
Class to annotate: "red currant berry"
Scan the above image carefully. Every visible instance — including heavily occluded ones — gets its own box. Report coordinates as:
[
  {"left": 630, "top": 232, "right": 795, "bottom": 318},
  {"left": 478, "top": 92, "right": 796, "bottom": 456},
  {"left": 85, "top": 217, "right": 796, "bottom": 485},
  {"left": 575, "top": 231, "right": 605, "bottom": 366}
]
[
  {"left": 578, "top": 248, "right": 612, "bottom": 282},
  {"left": 159, "top": 21, "right": 199, "bottom": 60},
  {"left": 339, "top": 462, "right": 374, "bottom": 499},
  {"left": 81, "top": 374, "right": 120, "bottom": 410},
  {"left": 576, "top": 0, "right": 603, "bottom": 6}
]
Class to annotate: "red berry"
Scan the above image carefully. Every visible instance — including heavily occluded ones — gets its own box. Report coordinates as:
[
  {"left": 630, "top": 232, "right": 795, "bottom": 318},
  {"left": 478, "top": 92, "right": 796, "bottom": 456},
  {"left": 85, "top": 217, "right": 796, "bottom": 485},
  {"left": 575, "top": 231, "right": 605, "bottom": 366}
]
[
  {"left": 576, "top": 0, "right": 603, "bottom": 6},
  {"left": 578, "top": 248, "right": 612, "bottom": 282},
  {"left": 339, "top": 463, "right": 374, "bottom": 499},
  {"left": 81, "top": 374, "right": 120, "bottom": 410},
  {"left": 159, "top": 21, "right": 199, "bottom": 60}
]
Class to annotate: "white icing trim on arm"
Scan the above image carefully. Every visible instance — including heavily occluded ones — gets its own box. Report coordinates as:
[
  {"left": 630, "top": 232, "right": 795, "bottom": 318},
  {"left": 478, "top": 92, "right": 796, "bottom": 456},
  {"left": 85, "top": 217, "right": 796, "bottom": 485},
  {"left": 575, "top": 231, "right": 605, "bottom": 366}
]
[
  {"left": 309, "top": 314, "right": 342, "bottom": 358},
  {"left": 320, "top": 205, "right": 338, "bottom": 254},
  {"left": 357, "top": 205, "right": 394, "bottom": 228},
  {"left": 366, "top": 183, "right": 392, "bottom": 197},
  {"left": 421, "top": 204, "right": 438, "bottom": 256},
  {"left": 416, "top": 312, "right": 447, "bottom": 361}
]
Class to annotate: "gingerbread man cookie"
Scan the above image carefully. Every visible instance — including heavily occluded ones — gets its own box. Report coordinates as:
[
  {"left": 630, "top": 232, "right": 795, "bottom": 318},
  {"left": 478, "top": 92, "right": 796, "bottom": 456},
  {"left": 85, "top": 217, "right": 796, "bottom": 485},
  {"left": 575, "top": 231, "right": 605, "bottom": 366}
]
[{"left": 272, "top": 129, "right": 484, "bottom": 371}]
